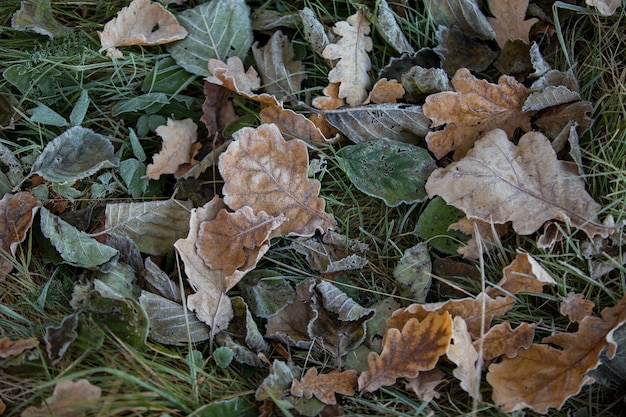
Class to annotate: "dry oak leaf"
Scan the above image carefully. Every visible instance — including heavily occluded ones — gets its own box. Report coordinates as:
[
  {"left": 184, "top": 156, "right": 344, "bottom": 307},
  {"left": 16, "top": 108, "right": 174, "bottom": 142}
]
[
  {"left": 322, "top": 10, "right": 373, "bottom": 107},
  {"left": 259, "top": 104, "right": 332, "bottom": 143},
  {"left": 207, "top": 57, "right": 279, "bottom": 106},
  {"left": 313, "top": 83, "right": 345, "bottom": 110},
  {"left": 449, "top": 216, "right": 508, "bottom": 259},
  {"left": 423, "top": 68, "right": 531, "bottom": 160},
  {"left": 0, "top": 337, "right": 38, "bottom": 358},
  {"left": 196, "top": 207, "right": 286, "bottom": 275},
  {"left": 487, "top": 293, "right": 626, "bottom": 414},
  {"left": 560, "top": 292, "right": 595, "bottom": 323},
  {"left": 220, "top": 123, "right": 336, "bottom": 237},
  {"left": 475, "top": 322, "right": 535, "bottom": 362},
  {"left": 291, "top": 368, "right": 357, "bottom": 405},
  {"left": 146, "top": 118, "right": 200, "bottom": 180},
  {"left": 365, "top": 78, "right": 405, "bottom": 104},
  {"left": 488, "top": 252, "right": 556, "bottom": 298},
  {"left": 22, "top": 379, "right": 102, "bottom": 417},
  {"left": 426, "top": 129, "right": 610, "bottom": 239},
  {"left": 0, "top": 192, "right": 41, "bottom": 278},
  {"left": 200, "top": 81, "right": 237, "bottom": 138},
  {"left": 486, "top": 0, "right": 539, "bottom": 48},
  {"left": 404, "top": 368, "right": 446, "bottom": 401},
  {"left": 358, "top": 312, "right": 452, "bottom": 392},
  {"left": 98, "top": 0, "right": 187, "bottom": 58},
  {"left": 448, "top": 316, "right": 482, "bottom": 401}
]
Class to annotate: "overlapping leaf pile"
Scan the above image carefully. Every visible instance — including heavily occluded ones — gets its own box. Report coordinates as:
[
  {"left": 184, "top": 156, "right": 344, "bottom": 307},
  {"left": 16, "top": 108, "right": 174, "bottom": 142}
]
[{"left": 1, "top": 0, "right": 625, "bottom": 416}]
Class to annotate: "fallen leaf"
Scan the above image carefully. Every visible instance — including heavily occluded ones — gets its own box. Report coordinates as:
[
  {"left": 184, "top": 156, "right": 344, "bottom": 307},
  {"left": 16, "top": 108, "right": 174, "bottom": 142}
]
[
  {"left": 423, "top": 68, "right": 531, "bottom": 160},
  {"left": 11, "top": 0, "right": 70, "bottom": 38},
  {"left": 312, "top": 83, "right": 345, "bottom": 110},
  {"left": 560, "top": 292, "right": 595, "bottom": 323},
  {"left": 425, "top": 0, "right": 495, "bottom": 39},
  {"left": 434, "top": 26, "right": 497, "bottom": 75},
  {"left": 486, "top": 0, "right": 539, "bottom": 48},
  {"left": 292, "top": 231, "right": 369, "bottom": 274},
  {"left": 142, "top": 257, "right": 181, "bottom": 303},
  {"left": 207, "top": 57, "right": 279, "bottom": 106},
  {"left": 200, "top": 81, "right": 236, "bottom": 138},
  {"left": 487, "top": 294, "right": 626, "bottom": 413},
  {"left": 535, "top": 101, "right": 594, "bottom": 138},
  {"left": 393, "top": 242, "right": 432, "bottom": 302},
  {"left": 146, "top": 118, "right": 200, "bottom": 180},
  {"left": 299, "top": 7, "right": 331, "bottom": 57},
  {"left": 426, "top": 129, "right": 610, "bottom": 239},
  {"left": 448, "top": 316, "right": 482, "bottom": 400},
  {"left": 375, "top": 0, "right": 414, "bottom": 54},
  {"left": 0, "top": 337, "right": 37, "bottom": 358},
  {"left": 0, "top": 192, "right": 41, "bottom": 277},
  {"left": 44, "top": 312, "right": 78, "bottom": 365},
  {"left": 22, "top": 379, "right": 102, "bottom": 417},
  {"left": 259, "top": 104, "right": 330, "bottom": 143},
  {"left": 98, "top": 0, "right": 187, "bottom": 58},
  {"left": 358, "top": 312, "right": 452, "bottom": 392},
  {"left": 586, "top": 0, "right": 621, "bottom": 15},
  {"left": 220, "top": 123, "right": 336, "bottom": 237},
  {"left": 238, "top": 270, "right": 295, "bottom": 318},
  {"left": 474, "top": 322, "right": 535, "bottom": 362},
  {"left": 448, "top": 216, "right": 508, "bottom": 259},
  {"left": 365, "top": 79, "right": 405, "bottom": 104},
  {"left": 404, "top": 368, "right": 446, "bottom": 401},
  {"left": 322, "top": 10, "right": 373, "bottom": 106},
  {"left": 291, "top": 368, "right": 357, "bottom": 405},
  {"left": 488, "top": 252, "right": 556, "bottom": 297},
  {"left": 401, "top": 66, "right": 452, "bottom": 102}
]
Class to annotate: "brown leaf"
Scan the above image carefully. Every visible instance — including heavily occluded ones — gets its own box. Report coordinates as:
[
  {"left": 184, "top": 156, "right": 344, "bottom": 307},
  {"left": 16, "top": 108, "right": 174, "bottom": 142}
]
[
  {"left": 98, "top": 0, "right": 187, "bottom": 58},
  {"left": 535, "top": 101, "right": 594, "bottom": 138},
  {"left": 448, "top": 316, "right": 482, "bottom": 400},
  {"left": 0, "top": 192, "right": 41, "bottom": 277},
  {"left": 291, "top": 368, "right": 357, "bottom": 405},
  {"left": 487, "top": 294, "right": 626, "bottom": 413},
  {"left": 207, "top": 57, "right": 279, "bottom": 106},
  {"left": 449, "top": 217, "right": 508, "bottom": 259},
  {"left": 365, "top": 79, "right": 405, "bottom": 104},
  {"left": 220, "top": 123, "right": 336, "bottom": 237},
  {"left": 358, "top": 312, "right": 452, "bottom": 392},
  {"left": 423, "top": 68, "right": 531, "bottom": 160},
  {"left": 313, "top": 83, "right": 345, "bottom": 110},
  {"left": 486, "top": 0, "right": 539, "bottom": 48},
  {"left": 560, "top": 292, "right": 595, "bottom": 323},
  {"left": 259, "top": 104, "right": 330, "bottom": 143},
  {"left": 197, "top": 207, "right": 285, "bottom": 275},
  {"left": 146, "top": 118, "right": 200, "bottom": 180},
  {"left": 200, "top": 81, "right": 236, "bottom": 139},
  {"left": 22, "top": 379, "right": 102, "bottom": 417},
  {"left": 404, "top": 368, "right": 446, "bottom": 401},
  {"left": 0, "top": 337, "right": 37, "bottom": 358},
  {"left": 322, "top": 10, "right": 373, "bottom": 106},
  {"left": 488, "top": 252, "right": 556, "bottom": 298},
  {"left": 426, "top": 129, "right": 611, "bottom": 239},
  {"left": 475, "top": 322, "right": 535, "bottom": 362}
]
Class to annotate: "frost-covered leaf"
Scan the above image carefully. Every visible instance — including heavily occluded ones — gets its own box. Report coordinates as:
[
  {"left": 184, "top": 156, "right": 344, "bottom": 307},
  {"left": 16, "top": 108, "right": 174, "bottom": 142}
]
[
  {"left": 292, "top": 231, "right": 369, "bottom": 274},
  {"left": 11, "top": 0, "right": 70, "bottom": 38},
  {"left": 337, "top": 138, "right": 436, "bottom": 207},
  {"left": 586, "top": 0, "right": 621, "bottom": 15},
  {"left": 22, "top": 379, "right": 101, "bottom": 417},
  {"left": 0, "top": 192, "right": 41, "bottom": 277},
  {"left": 375, "top": 0, "right": 414, "bottom": 54},
  {"left": 488, "top": 252, "right": 556, "bottom": 298},
  {"left": 448, "top": 316, "right": 481, "bottom": 400},
  {"left": 523, "top": 86, "right": 580, "bottom": 112},
  {"left": 206, "top": 57, "right": 279, "bottom": 106},
  {"left": 31, "top": 126, "right": 119, "bottom": 184},
  {"left": 238, "top": 270, "right": 294, "bottom": 319},
  {"left": 425, "top": 0, "right": 495, "bottom": 39},
  {"left": 146, "top": 118, "right": 200, "bottom": 179},
  {"left": 475, "top": 322, "right": 535, "bottom": 362},
  {"left": 401, "top": 66, "right": 451, "bottom": 102},
  {"left": 312, "top": 83, "right": 345, "bottom": 110},
  {"left": 259, "top": 104, "right": 330, "bottom": 143},
  {"left": 393, "top": 243, "right": 431, "bottom": 302},
  {"left": 44, "top": 312, "right": 78, "bottom": 365},
  {"left": 299, "top": 7, "right": 331, "bottom": 57},
  {"left": 560, "top": 292, "right": 595, "bottom": 323},
  {"left": 168, "top": 0, "right": 253, "bottom": 77},
  {"left": 143, "top": 257, "right": 181, "bottom": 303},
  {"left": 27, "top": 103, "right": 67, "bottom": 126},
  {"left": 415, "top": 196, "right": 466, "bottom": 255},
  {"left": 291, "top": 368, "right": 357, "bottom": 405},
  {"left": 0, "top": 337, "right": 37, "bottom": 359},
  {"left": 486, "top": 0, "right": 538, "bottom": 48},
  {"left": 435, "top": 26, "right": 497, "bottom": 75},
  {"left": 365, "top": 79, "right": 405, "bottom": 104}
]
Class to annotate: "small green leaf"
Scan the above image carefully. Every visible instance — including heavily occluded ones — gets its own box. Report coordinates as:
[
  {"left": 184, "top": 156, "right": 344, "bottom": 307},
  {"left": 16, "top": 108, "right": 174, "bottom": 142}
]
[
  {"left": 142, "top": 58, "right": 196, "bottom": 94},
  {"left": 112, "top": 93, "right": 170, "bottom": 116},
  {"left": 84, "top": 293, "right": 148, "bottom": 348},
  {"left": 239, "top": 270, "right": 294, "bottom": 318},
  {"left": 213, "top": 346, "right": 234, "bottom": 368},
  {"left": 119, "top": 158, "right": 149, "bottom": 199},
  {"left": 393, "top": 242, "right": 432, "bottom": 302},
  {"left": 338, "top": 138, "right": 436, "bottom": 207},
  {"left": 69, "top": 89, "right": 90, "bottom": 126},
  {"left": 416, "top": 196, "right": 468, "bottom": 255},
  {"left": 128, "top": 129, "right": 146, "bottom": 162},
  {"left": 27, "top": 103, "right": 68, "bottom": 127}
]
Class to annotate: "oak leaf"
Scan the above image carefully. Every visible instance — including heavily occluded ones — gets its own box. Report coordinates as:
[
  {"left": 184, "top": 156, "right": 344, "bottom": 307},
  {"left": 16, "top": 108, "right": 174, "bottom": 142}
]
[
  {"left": 312, "top": 83, "right": 345, "bottom": 110},
  {"left": 291, "top": 368, "right": 357, "bottom": 405},
  {"left": 365, "top": 79, "right": 405, "bottom": 104},
  {"left": 206, "top": 57, "right": 279, "bottom": 106},
  {"left": 0, "top": 192, "right": 41, "bottom": 277},
  {"left": 426, "top": 129, "right": 610, "bottom": 239},
  {"left": 404, "top": 368, "right": 446, "bottom": 401},
  {"left": 259, "top": 104, "right": 331, "bottom": 143},
  {"left": 475, "top": 322, "right": 535, "bottom": 362},
  {"left": 146, "top": 118, "right": 200, "bottom": 180},
  {"left": 487, "top": 294, "right": 626, "bottom": 413},
  {"left": 220, "top": 124, "right": 336, "bottom": 237},
  {"left": 560, "top": 292, "right": 595, "bottom": 323},
  {"left": 423, "top": 68, "right": 531, "bottom": 160},
  {"left": 486, "top": 0, "right": 538, "bottom": 48},
  {"left": 22, "top": 379, "right": 102, "bottom": 417},
  {"left": 322, "top": 10, "right": 373, "bottom": 106},
  {"left": 449, "top": 216, "right": 508, "bottom": 259},
  {"left": 98, "top": 0, "right": 187, "bottom": 58},
  {"left": 448, "top": 316, "right": 482, "bottom": 400},
  {"left": 0, "top": 337, "right": 37, "bottom": 358},
  {"left": 196, "top": 207, "right": 286, "bottom": 275},
  {"left": 488, "top": 252, "right": 556, "bottom": 298},
  {"left": 358, "top": 312, "right": 452, "bottom": 392}
]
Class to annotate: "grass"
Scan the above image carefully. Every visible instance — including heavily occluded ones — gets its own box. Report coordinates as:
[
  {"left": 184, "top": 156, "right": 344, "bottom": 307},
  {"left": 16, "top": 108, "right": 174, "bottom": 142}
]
[{"left": 1, "top": 0, "right": 626, "bottom": 416}]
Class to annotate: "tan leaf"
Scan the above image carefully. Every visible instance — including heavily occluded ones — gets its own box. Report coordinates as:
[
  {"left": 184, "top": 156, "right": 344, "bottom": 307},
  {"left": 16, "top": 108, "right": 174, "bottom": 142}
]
[
  {"left": 98, "top": 0, "right": 187, "bottom": 57},
  {"left": 22, "top": 379, "right": 102, "bottom": 417},
  {"left": 312, "top": 83, "right": 345, "bottom": 110},
  {"left": 220, "top": 123, "right": 336, "bottom": 237},
  {"left": 475, "top": 322, "right": 535, "bottom": 362},
  {"left": 404, "top": 368, "right": 446, "bottom": 401},
  {"left": 426, "top": 129, "right": 610, "bottom": 239},
  {"left": 146, "top": 118, "right": 200, "bottom": 180},
  {"left": 586, "top": 0, "right": 622, "bottom": 15},
  {"left": 449, "top": 216, "right": 508, "bottom": 259},
  {"left": 423, "top": 68, "right": 531, "bottom": 160},
  {"left": 365, "top": 79, "right": 405, "bottom": 104},
  {"left": 291, "top": 368, "right": 357, "bottom": 405},
  {"left": 560, "top": 292, "right": 595, "bottom": 323},
  {"left": 322, "top": 10, "right": 373, "bottom": 106},
  {"left": 0, "top": 192, "right": 41, "bottom": 277},
  {"left": 487, "top": 294, "right": 626, "bottom": 413},
  {"left": 358, "top": 312, "right": 452, "bottom": 392},
  {"left": 488, "top": 252, "right": 556, "bottom": 298},
  {"left": 448, "top": 316, "right": 481, "bottom": 401},
  {"left": 486, "top": 0, "right": 539, "bottom": 48},
  {"left": 207, "top": 57, "right": 279, "bottom": 106},
  {"left": 0, "top": 337, "right": 38, "bottom": 358},
  {"left": 259, "top": 104, "right": 330, "bottom": 143},
  {"left": 196, "top": 207, "right": 286, "bottom": 275}
]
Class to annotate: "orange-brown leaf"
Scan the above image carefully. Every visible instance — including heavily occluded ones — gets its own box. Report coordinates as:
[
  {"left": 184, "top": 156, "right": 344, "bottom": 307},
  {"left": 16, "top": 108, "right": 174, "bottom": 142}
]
[
  {"left": 486, "top": 0, "right": 538, "bottom": 48},
  {"left": 146, "top": 118, "right": 200, "bottom": 180},
  {"left": 0, "top": 337, "right": 38, "bottom": 358},
  {"left": 488, "top": 252, "right": 556, "bottom": 298},
  {"left": 358, "top": 312, "right": 452, "bottom": 392},
  {"left": 259, "top": 104, "right": 330, "bottom": 143},
  {"left": 220, "top": 123, "right": 336, "bottom": 237},
  {"left": 0, "top": 192, "right": 41, "bottom": 277},
  {"left": 560, "top": 292, "right": 595, "bottom": 323},
  {"left": 404, "top": 368, "right": 446, "bottom": 401},
  {"left": 423, "top": 68, "right": 531, "bottom": 160},
  {"left": 291, "top": 368, "right": 357, "bottom": 405},
  {"left": 475, "top": 322, "right": 535, "bottom": 362},
  {"left": 207, "top": 57, "right": 279, "bottom": 106},
  {"left": 22, "top": 379, "right": 102, "bottom": 416},
  {"left": 366, "top": 79, "right": 405, "bottom": 104},
  {"left": 313, "top": 83, "right": 345, "bottom": 110}
]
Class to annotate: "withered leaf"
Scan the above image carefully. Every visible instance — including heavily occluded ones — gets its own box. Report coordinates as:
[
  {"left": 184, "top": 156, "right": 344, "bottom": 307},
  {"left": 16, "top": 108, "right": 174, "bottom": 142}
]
[
  {"left": 365, "top": 79, "right": 405, "bottom": 104},
  {"left": 426, "top": 129, "right": 610, "bottom": 239},
  {"left": 435, "top": 26, "right": 497, "bottom": 76},
  {"left": 291, "top": 368, "right": 357, "bottom": 405},
  {"left": 45, "top": 312, "right": 78, "bottom": 365},
  {"left": 488, "top": 252, "right": 556, "bottom": 298},
  {"left": 449, "top": 217, "right": 508, "bottom": 259},
  {"left": 475, "top": 322, "right": 535, "bottom": 362},
  {"left": 259, "top": 104, "right": 330, "bottom": 143},
  {"left": 423, "top": 68, "right": 531, "bottom": 160},
  {"left": 358, "top": 312, "right": 452, "bottom": 392},
  {"left": 207, "top": 57, "right": 279, "bottom": 106},
  {"left": 586, "top": 0, "right": 621, "bottom": 15},
  {"left": 200, "top": 81, "right": 236, "bottom": 138},
  {"left": 22, "top": 379, "right": 102, "bottom": 417},
  {"left": 220, "top": 124, "right": 336, "bottom": 237},
  {"left": 535, "top": 101, "right": 594, "bottom": 138},
  {"left": 98, "top": 0, "right": 187, "bottom": 57},
  {"left": 448, "top": 316, "right": 481, "bottom": 401},
  {"left": 425, "top": 0, "right": 495, "bottom": 40},
  {"left": 322, "top": 10, "right": 373, "bottom": 106},
  {"left": 560, "top": 292, "right": 595, "bottom": 323},
  {"left": 299, "top": 7, "right": 331, "bottom": 56},
  {"left": 146, "top": 118, "right": 200, "bottom": 180},
  {"left": 0, "top": 337, "right": 37, "bottom": 358},
  {"left": 0, "top": 192, "right": 41, "bottom": 277},
  {"left": 486, "top": 0, "right": 538, "bottom": 48},
  {"left": 404, "top": 368, "right": 446, "bottom": 401},
  {"left": 312, "top": 83, "right": 345, "bottom": 110}
]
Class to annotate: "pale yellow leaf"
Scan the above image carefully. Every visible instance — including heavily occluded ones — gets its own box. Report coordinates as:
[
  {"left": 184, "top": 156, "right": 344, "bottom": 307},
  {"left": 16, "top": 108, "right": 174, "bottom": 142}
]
[
  {"left": 146, "top": 118, "right": 200, "bottom": 180},
  {"left": 448, "top": 316, "right": 482, "bottom": 401}
]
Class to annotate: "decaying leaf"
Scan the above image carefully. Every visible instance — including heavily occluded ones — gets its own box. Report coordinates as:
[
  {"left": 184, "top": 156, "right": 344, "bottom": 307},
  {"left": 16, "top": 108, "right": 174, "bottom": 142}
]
[
  {"left": 426, "top": 129, "right": 610, "bottom": 239},
  {"left": 142, "top": 257, "right": 181, "bottom": 303},
  {"left": 475, "top": 322, "right": 535, "bottom": 362},
  {"left": 404, "top": 368, "right": 446, "bottom": 401},
  {"left": 560, "top": 292, "right": 595, "bottom": 323},
  {"left": 299, "top": 7, "right": 331, "bottom": 56},
  {"left": 448, "top": 316, "right": 481, "bottom": 401},
  {"left": 435, "top": 26, "right": 497, "bottom": 75},
  {"left": 11, "top": 0, "right": 70, "bottom": 38},
  {"left": 0, "top": 192, "right": 41, "bottom": 277},
  {"left": 401, "top": 66, "right": 452, "bottom": 102},
  {"left": 200, "top": 81, "right": 236, "bottom": 138},
  {"left": 487, "top": 294, "right": 626, "bottom": 413},
  {"left": 291, "top": 368, "right": 357, "bottom": 405},
  {"left": 393, "top": 242, "right": 432, "bottom": 302},
  {"left": 292, "top": 231, "right": 369, "bottom": 274},
  {"left": 146, "top": 118, "right": 200, "bottom": 180},
  {"left": 220, "top": 123, "right": 336, "bottom": 237},
  {"left": 44, "top": 312, "right": 78, "bottom": 365},
  {"left": 423, "top": 68, "right": 531, "bottom": 160},
  {"left": 322, "top": 10, "right": 373, "bottom": 106},
  {"left": 206, "top": 57, "right": 279, "bottom": 106},
  {"left": 358, "top": 312, "right": 452, "bottom": 392},
  {"left": 98, "top": 0, "right": 187, "bottom": 58},
  {"left": 486, "top": 0, "right": 538, "bottom": 48},
  {"left": 449, "top": 217, "right": 508, "bottom": 259},
  {"left": 488, "top": 252, "right": 556, "bottom": 297},
  {"left": 22, "top": 379, "right": 102, "bottom": 417},
  {"left": 0, "top": 337, "right": 37, "bottom": 358},
  {"left": 259, "top": 104, "right": 330, "bottom": 143},
  {"left": 425, "top": 0, "right": 495, "bottom": 40},
  {"left": 375, "top": 0, "right": 414, "bottom": 54}
]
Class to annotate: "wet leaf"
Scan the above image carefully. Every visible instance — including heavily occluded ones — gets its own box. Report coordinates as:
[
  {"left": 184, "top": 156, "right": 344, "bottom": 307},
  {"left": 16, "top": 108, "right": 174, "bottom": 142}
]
[
  {"left": 486, "top": 0, "right": 538, "bottom": 48},
  {"left": 291, "top": 368, "right": 357, "bottom": 405},
  {"left": 393, "top": 242, "right": 431, "bottom": 302},
  {"left": 22, "top": 379, "right": 101, "bottom": 417},
  {"left": 146, "top": 118, "right": 200, "bottom": 180},
  {"left": 0, "top": 192, "right": 41, "bottom": 277}
]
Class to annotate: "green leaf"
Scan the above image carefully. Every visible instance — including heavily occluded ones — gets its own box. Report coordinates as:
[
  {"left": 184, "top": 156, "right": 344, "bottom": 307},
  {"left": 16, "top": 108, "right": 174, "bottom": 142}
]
[
  {"left": 128, "top": 129, "right": 146, "bottom": 162},
  {"left": 416, "top": 196, "right": 467, "bottom": 255},
  {"left": 191, "top": 397, "right": 257, "bottom": 417},
  {"left": 393, "top": 242, "right": 432, "bottom": 302},
  {"left": 142, "top": 58, "right": 196, "bottom": 95},
  {"left": 31, "top": 126, "right": 119, "bottom": 184},
  {"left": 213, "top": 346, "right": 234, "bottom": 368},
  {"left": 94, "top": 262, "right": 140, "bottom": 300},
  {"left": 27, "top": 103, "right": 68, "bottom": 127},
  {"left": 40, "top": 207, "right": 119, "bottom": 271},
  {"left": 11, "top": 0, "right": 70, "bottom": 38},
  {"left": 84, "top": 293, "right": 148, "bottom": 348},
  {"left": 111, "top": 93, "right": 170, "bottom": 116},
  {"left": 338, "top": 138, "right": 436, "bottom": 207},
  {"left": 168, "top": 0, "right": 253, "bottom": 77},
  {"left": 238, "top": 270, "right": 294, "bottom": 318},
  {"left": 69, "top": 89, "right": 90, "bottom": 126}
]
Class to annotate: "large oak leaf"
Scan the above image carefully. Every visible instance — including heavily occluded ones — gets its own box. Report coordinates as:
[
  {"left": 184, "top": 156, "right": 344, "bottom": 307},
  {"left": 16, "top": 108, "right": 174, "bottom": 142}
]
[
  {"left": 220, "top": 123, "right": 336, "bottom": 237},
  {"left": 291, "top": 368, "right": 357, "bottom": 405}
]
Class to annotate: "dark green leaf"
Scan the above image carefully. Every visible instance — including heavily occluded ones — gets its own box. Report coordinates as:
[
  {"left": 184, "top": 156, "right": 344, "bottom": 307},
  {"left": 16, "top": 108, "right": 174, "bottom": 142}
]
[{"left": 416, "top": 196, "right": 467, "bottom": 255}]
